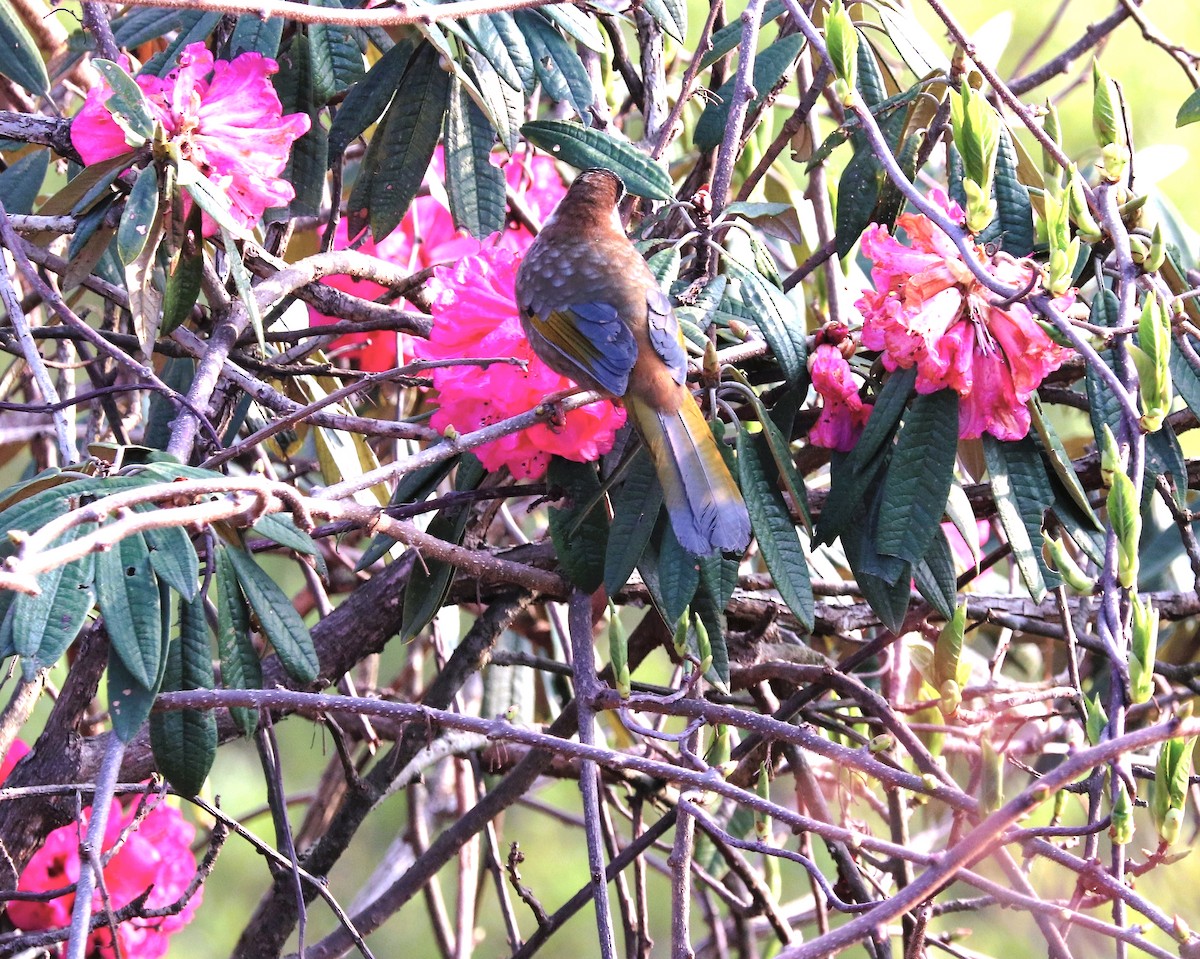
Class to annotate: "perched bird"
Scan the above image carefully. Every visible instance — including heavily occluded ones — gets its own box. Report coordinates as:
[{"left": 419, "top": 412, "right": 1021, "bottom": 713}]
[{"left": 515, "top": 168, "right": 751, "bottom": 556}]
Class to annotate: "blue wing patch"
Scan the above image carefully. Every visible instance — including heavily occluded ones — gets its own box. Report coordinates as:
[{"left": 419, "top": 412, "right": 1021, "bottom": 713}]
[
  {"left": 646, "top": 287, "right": 688, "bottom": 385},
  {"left": 529, "top": 301, "right": 638, "bottom": 397}
]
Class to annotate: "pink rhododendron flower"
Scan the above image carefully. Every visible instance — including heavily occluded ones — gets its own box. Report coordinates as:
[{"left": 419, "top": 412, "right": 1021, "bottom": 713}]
[
  {"left": 71, "top": 42, "right": 309, "bottom": 232},
  {"left": 310, "top": 151, "right": 567, "bottom": 371},
  {"left": 856, "top": 188, "right": 1072, "bottom": 441},
  {"left": 808, "top": 341, "right": 873, "bottom": 452},
  {"left": 7, "top": 799, "right": 200, "bottom": 959},
  {"left": 414, "top": 245, "right": 626, "bottom": 479},
  {"left": 0, "top": 738, "right": 29, "bottom": 781}
]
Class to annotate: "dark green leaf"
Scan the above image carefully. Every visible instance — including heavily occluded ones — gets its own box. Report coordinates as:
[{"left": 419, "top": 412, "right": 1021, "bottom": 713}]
[
  {"left": 108, "top": 577, "right": 172, "bottom": 741},
  {"left": 117, "top": 164, "right": 160, "bottom": 265},
  {"left": 693, "top": 34, "right": 804, "bottom": 151},
  {"left": 13, "top": 526, "right": 95, "bottom": 676},
  {"left": 401, "top": 454, "right": 485, "bottom": 640},
  {"left": 541, "top": 3, "right": 604, "bottom": 51},
  {"left": 843, "top": 485, "right": 911, "bottom": 632},
  {"left": 463, "top": 13, "right": 525, "bottom": 90},
  {"left": 1170, "top": 323, "right": 1200, "bottom": 421},
  {"left": 696, "top": 555, "right": 734, "bottom": 688},
  {"left": 604, "top": 446, "right": 663, "bottom": 595},
  {"left": 144, "top": 357, "right": 194, "bottom": 450},
  {"left": 547, "top": 457, "right": 609, "bottom": 593},
  {"left": 308, "top": 0, "right": 365, "bottom": 105},
  {"left": 738, "top": 429, "right": 813, "bottom": 630},
  {"left": 150, "top": 594, "right": 217, "bottom": 795},
  {"left": 224, "top": 546, "right": 319, "bottom": 684},
  {"left": 722, "top": 257, "right": 806, "bottom": 386},
  {"left": 357, "top": 456, "right": 459, "bottom": 571},
  {"left": 835, "top": 107, "right": 910, "bottom": 257},
  {"left": 0, "top": 149, "right": 48, "bottom": 215},
  {"left": 649, "top": 518, "right": 700, "bottom": 625},
  {"left": 977, "top": 129, "right": 1033, "bottom": 255},
  {"left": 271, "top": 35, "right": 328, "bottom": 219},
  {"left": 327, "top": 38, "right": 414, "bottom": 160},
  {"left": 350, "top": 41, "right": 450, "bottom": 241},
  {"left": 216, "top": 547, "right": 262, "bottom": 736},
  {"left": 160, "top": 211, "right": 203, "bottom": 335},
  {"left": 1177, "top": 87, "right": 1200, "bottom": 127},
  {"left": 111, "top": 6, "right": 193, "bottom": 48},
  {"left": 913, "top": 528, "right": 956, "bottom": 620},
  {"left": 521, "top": 120, "right": 673, "bottom": 200},
  {"left": 516, "top": 11, "right": 594, "bottom": 120},
  {"left": 141, "top": 513, "right": 199, "bottom": 599},
  {"left": 640, "top": 0, "right": 686, "bottom": 42},
  {"left": 480, "top": 12, "right": 534, "bottom": 92},
  {"left": 701, "top": 0, "right": 785, "bottom": 68},
  {"left": 143, "top": 12, "right": 222, "bottom": 77},
  {"left": 230, "top": 14, "right": 284, "bottom": 57},
  {"left": 444, "top": 79, "right": 505, "bottom": 238},
  {"left": 0, "top": 0, "right": 49, "bottom": 95},
  {"left": 878, "top": 389, "right": 959, "bottom": 567},
  {"left": 96, "top": 532, "right": 164, "bottom": 689},
  {"left": 92, "top": 59, "right": 157, "bottom": 144},
  {"left": 983, "top": 435, "right": 1059, "bottom": 602},
  {"left": 816, "top": 367, "right": 917, "bottom": 545},
  {"left": 1028, "top": 394, "right": 1098, "bottom": 526},
  {"left": 854, "top": 29, "right": 887, "bottom": 107}
]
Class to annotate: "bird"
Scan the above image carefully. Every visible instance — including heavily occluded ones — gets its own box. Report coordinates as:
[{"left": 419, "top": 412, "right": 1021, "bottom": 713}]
[{"left": 515, "top": 168, "right": 751, "bottom": 556}]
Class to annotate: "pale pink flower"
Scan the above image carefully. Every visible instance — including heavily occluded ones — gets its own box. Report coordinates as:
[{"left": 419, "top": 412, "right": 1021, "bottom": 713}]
[
  {"left": 414, "top": 245, "right": 626, "bottom": 479},
  {"left": 8, "top": 799, "right": 200, "bottom": 959},
  {"left": 808, "top": 341, "right": 872, "bottom": 452},
  {"left": 311, "top": 151, "right": 567, "bottom": 371},
  {"left": 71, "top": 42, "right": 309, "bottom": 231},
  {"left": 856, "top": 188, "right": 1072, "bottom": 441}
]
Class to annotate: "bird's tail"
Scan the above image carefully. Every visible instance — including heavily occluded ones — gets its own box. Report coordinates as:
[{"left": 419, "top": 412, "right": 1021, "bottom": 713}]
[{"left": 627, "top": 393, "right": 751, "bottom": 556}]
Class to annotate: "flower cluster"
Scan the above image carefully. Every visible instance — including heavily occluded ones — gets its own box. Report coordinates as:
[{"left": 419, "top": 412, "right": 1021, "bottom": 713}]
[
  {"left": 311, "top": 151, "right": 567, "bottom": 371},
  {"left": 71, "top": 42, "right": 310, "bottom": 231},
  {"left": 855, "top": 189, "right": 1072, "bottom": 441},
  {"left": 414, "top": 246, "right": 626, "bottom": 479},
  {"left": 2, "top": 745, "right": 201, "bottom": 959},
  {"left": 808, "top": 330, "right": 872, "bottom": 452}
]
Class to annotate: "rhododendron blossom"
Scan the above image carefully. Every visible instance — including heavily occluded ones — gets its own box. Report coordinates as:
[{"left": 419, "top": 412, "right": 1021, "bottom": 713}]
[
  {"left": 2, "top": 741, "right": 200, "bottom": 959},
  {"left": 311, "top": 151, "right": 567, "bottom": 371},
  {"left": 414, "top": 246, "right": 626, "bottom": 479},
  {"left": 856, "top": 188, "right": 1072, "bottom": 441},
  {"left": 808, "top": 342, "right": 873, "bottom": 452},
  {"left": 71, "top": 42, "right": 309, "bottom": 231}
]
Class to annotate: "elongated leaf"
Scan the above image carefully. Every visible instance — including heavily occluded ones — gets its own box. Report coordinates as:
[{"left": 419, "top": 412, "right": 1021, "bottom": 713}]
[
  {"left": 694, "top": 34, "right": 805, "bottom": 151},
  {"left": 521, "top": 120, "right": 673, "bottom": 200},
  {"left": 640, "top": 0, "right": 686, "bottom": 42},
  {"left": 696, "top": 555, "right": 734, "bottom": 689},
  {"left": 604, "top": 447, "right": 663, "bottom": 595},
  {"left": 722, "top": 257, "right": 806, "bottom": 386},
  {"left": 483, "top": 11, "right": 535, "bottom": 92},
  {"left": 96, "top": 532, "right": 164, "bottom": 689},
  {"left": 542, "top": 3, "right": 604, "bottom": 51},
  {"left": 0, "top": 0, "right": 49, "bottom": 95},
  {"left": 0, "top": 149, "right": 48, "bottom": 216},
  {"left": 1177, "top": 87, "right": 1200, "bottom": 127},
  {"left": 111, "top": 6, "right": 194, "bottom": 48},
  {"left": 216, "top": 547, "right": 261, "bottom": 736},
  {"left": 517, "top": 11, "right": 594, "bottom": 120},
  {"left": 357, "top": 456, "right": 459, "bottom": 571},
  {"left": 92, "top": 59, "right": 157, "bottom": 145},
  {"left": 647, "top": 518, "right": 700, "bottom": 625},
  {"left": 548, "top": 457, "right": 609, "bottom": 593},
  {"left": 444, "top": 78, "right": 505, "bottom": 238},
  {"left": 701, "top": 0, "right": 785, "bottom": 68},
  {"left": 150, "top": 594, "right": 218, "bottom": 795},
  {"left": 878, "top": 389, "right": 959, "bottom": 566},
  {"left": 913, "top": 528, "right": 956, "bottom": 620},
  {"left": 230, "top": 13, "right": 284, "bottom": 57},
  {"left": 141, "top": 513, "right": 199, "bottom": 599},
  {"left": 401, "top": 455, "right": 485, "bottom": 640},
  {"left": 144, "top": 12, "right": 222, "bottom": 76},
  {"left": 327, "top": 38, "right": 414, "bottom": 159},
  {"left": 983, "top": 435, "right": 1058, "bottom": 602},
  {"left": 13, "top": 526, "right": 96, "bottom": 676},
  {"left": 224, "top": 546, "right": 319, "bottom": 684},
  {"left": 308, "top": 0, "right": 365, "bottom": 105},
  {"left": 738, "top": 429, "right": 813, "bottom": 629},
  {"left": 117, "top": 165, "right": 160, "bottom": 265},
  {"left": 977, "top": 129, "right": 1033, "bottom": 255},
  {"left": 271, "top": 35, "right": 328, "bottom": 219},
  {"left": 463, "top": 13, "right": 524, "bottom": 90},
  {"left": 108, "top": 579, "right": 171, "bottom": 741},
  {"left": 1028, "top": 395, "right": 1098, "bottom": 527},
  {"left": 843, "top": 484, "right": 911, "bottom": 632}
]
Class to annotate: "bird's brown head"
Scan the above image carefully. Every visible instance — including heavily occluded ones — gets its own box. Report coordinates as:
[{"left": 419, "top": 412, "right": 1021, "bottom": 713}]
[{"left": 560, "top": 168, "right": 625, "bottom": 216}]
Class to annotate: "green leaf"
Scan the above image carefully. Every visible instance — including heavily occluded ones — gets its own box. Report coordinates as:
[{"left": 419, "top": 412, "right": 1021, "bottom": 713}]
[
  {"left": 843, "top": 485, "right": 911, "bottom": 632},
  {"left": 0, "top": 0, "right": 49, "bottom": 95},
  {"left": 141, "top": 512, "right": 199, "bottom": 599},
  {"left": 443, "top": 78, "right": 505, "bottom": 238},
  {"left": 271, "top": 35, "right": 328, "bottom": 219},
  {"left": 96, "top": 532, "right": 164, "bottom": 689},
  {"left": 327, "top": 38, "right": 414, "bottom": 160},
  {"left": 722, "top": 257, "right": 806, "bottom": 386},
  {"left": 144, "top": 12, "right": 222, "bottom": 77},
  {"left": 230, "top": 13, "right": 284, "bottom": 57},
  {"left": 92, "top": 59, "right": 157, "bottom": 146},
  {"left": 604, "top": 447, "right": 663, "bottom": 595},
  {"left": 983, "top": 436, "right": 1059, "bottom": 602},
  {"left": 0, "top": 149, "right": 48, "bottom": 215},
  {"left": 641, "top": 517, "right": 699, "bottom": 625},
  {"left": 914, "top": 528, "right": 957, "bottom": 620},
  {"left": 357, "top": 456, "right": 459, "bottom": 571},
  {"left": 224, "top": 546, "right": 320, "bottom": 684},
  {"left": 738, "top": 429, "right": 813, "bottom": 630},
  {"left": 160, "top": 208, "right": 203, "bottom": 335},
  {"left": 701, "top": 0, "right": 785, "bottom": 68},
  {"left": 521, "top": 119, "right": 673, "bottom": 200},
  {"left": 835, "top": 107, "right": 911, "bottom": 257},
  {"left": 977, "top": 129, "right": 1033, "bottom": 255},
  {"left": 479, "top": 12, "right": 535, "bottom": 92},
  {"left": 216, "top": 548, "right": 262, "bottom": 736},
  {"left": 1028, "top": 395, "right": 1099, "bottom": 527},
  {"left": 696, "top": 556, "right": 734, "bottom": 689},
  {"left": 12, "top": 526, "right": 96, "bottom": 676},
  {"left": 150, "top": 594, "right": 218, "bottom": 795},
  {"left": 349, "top": 41, "right": 450, "bottom": 241},
  {"left": 693, "top": 34, "right": 804, "bottom": 151},
  {"left": 516, "top": 10, "right": 594, "bottom": 120},
  {"left": 401, "top": 454, "right": 486, "bottom": 640},
  {"left": 117, "top": 164, "right": 160, "bottom": 266},
  {"left": 463, "top": 13, "right": 525, "bottom": 90},
  {"left": 640, "top": 0, "right": 686, "bottom": 42},
  {"left": 816, "top": 367, "right": 917, "bottom": 545},
  {"left": 541, "top": 3, "right": 604, "bottom": 52},
  {"left": 111, "top": 6, "right": 195, "bottom": 48},
  {"left": 108, "top": 645, "right": 159, "bottom": 742},
  {"left": 854, "top": 29, "right": 887, "bottom": 107},
  {"left": 308, "top": 0, "right": 365, "bottom": 105},
  {"left": 547, "top": 457, "right": 609, "bottom": 594},
  {"left": 877, "top": 389, "right": 959, "bottom": 567},
  {"left": 1177, "top": 88, "right": 1200, "bottom": 127}
]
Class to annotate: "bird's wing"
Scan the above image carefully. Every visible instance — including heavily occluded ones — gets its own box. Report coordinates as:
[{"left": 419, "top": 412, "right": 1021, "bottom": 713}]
[
  {"left": 526, "top": 301, "right": 638, "bottom": 397},
  {"left": 645, "top": 286, "right": 688, "bottom": 386}
]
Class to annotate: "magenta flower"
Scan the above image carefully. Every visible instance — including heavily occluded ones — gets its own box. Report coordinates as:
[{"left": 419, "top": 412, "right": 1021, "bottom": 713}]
[
  {"left": 310, "top": 151, "right": 567, "bottom": 371},
  {"left": 856, "top": 188, "right": 1072, "bottom": 441},
  {"left": 808, "top": 342, "right": 872, "bottom": 452},
  {"left": 71, "top": 42, "right": 309, "bottom": 231},
  {"left": 414, "top": 245, "right": 626, "bottom": 479},
  {"left": 7, "top": 799, "right": 201, "bottom": 959}
]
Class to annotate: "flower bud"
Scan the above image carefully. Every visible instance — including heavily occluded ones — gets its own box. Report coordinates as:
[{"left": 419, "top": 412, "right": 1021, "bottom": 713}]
[
  {"left": 1110, "top": 779, "right": 1134, "bottom": 845},
  {"left": 825, "top": 0, "right": 858, "bottom": 90},
  {"left": 1068, "top": 170, "right": 1103, "bottom": 242},
  {"left": 1092, "top": 61, "right": 1122, "bottom": 148},
  {"left": 1129, "top": 593, "right": 1158, "bottom": 705},
  {"left": 1107, "top": 469, "right": 1141, "bottom": 589},
  {"left": 673, "top": 608, "right": 690, "bottom": 658},
  {"left": 1044, "top": 534, "right": 1096, "bottom": 593},
  {"left": 1100, "top": 142, "right": 1131, "bottom": 183},
  {"left": 1144, "top": 222, "right": 1166, "bottom": 273},
  {"left": 693, "top": 613, "right": 712, "bottom": 675},
  {"left": 608, "top": 605, "right": 631, "bottom": 698}
]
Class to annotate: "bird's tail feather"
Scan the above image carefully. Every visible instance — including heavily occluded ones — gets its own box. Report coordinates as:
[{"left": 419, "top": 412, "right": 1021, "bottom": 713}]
[{"left": 628, "top": 395, "right": 751, "bottom": 556}]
